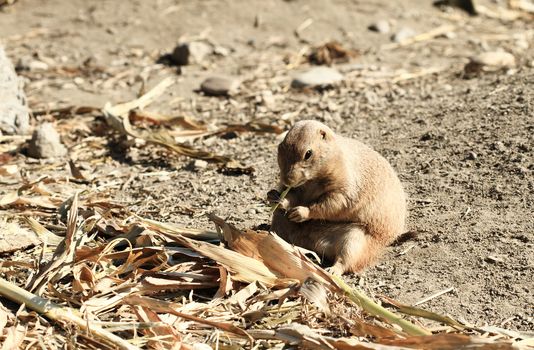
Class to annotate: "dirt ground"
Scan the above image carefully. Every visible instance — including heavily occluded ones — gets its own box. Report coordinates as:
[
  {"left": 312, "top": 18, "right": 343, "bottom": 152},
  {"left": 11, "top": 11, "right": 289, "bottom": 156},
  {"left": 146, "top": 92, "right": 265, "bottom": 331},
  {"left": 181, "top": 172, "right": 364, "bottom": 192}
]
[{"left": 1, "top": 0, "right": 533, "bottom": 335}]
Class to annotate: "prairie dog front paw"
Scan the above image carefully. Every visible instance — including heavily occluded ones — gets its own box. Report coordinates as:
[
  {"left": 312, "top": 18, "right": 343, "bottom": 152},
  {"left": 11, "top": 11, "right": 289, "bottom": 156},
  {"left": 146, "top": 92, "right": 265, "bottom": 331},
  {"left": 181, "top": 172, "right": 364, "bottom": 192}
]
[{"left": 287, "top": 206, "right": 310, "bottom": 222}]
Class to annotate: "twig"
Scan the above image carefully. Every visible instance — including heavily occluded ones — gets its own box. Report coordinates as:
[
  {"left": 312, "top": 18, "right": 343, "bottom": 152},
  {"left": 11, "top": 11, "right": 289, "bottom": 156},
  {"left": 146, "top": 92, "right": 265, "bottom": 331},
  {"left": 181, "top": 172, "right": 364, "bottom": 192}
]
[
  {"left": 381, "top": 25, "right": 456, "bottom": 50},
  {"left": 413, "top": 287, "right": 455, "bottom": 306},
  {"left": 391, "top": 67, "right": 446, "bottom": 83},
  {"left": 105, "top": 77, "right": 175, "bottom": 118},
  {"left": 0, "top": 278, "right": 140, "bottom": 350},
  {"left": 397, "top": 243, "right": 417, "bottom": 256},
  {"left": 294, "top": 18, "right": 313, "bottom": 41}
]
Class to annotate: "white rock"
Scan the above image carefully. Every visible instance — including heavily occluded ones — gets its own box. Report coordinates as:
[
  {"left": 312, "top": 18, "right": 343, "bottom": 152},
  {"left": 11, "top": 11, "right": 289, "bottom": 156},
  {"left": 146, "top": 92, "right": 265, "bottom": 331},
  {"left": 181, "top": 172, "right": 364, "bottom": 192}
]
[
  {"left": 261, "top": 90, "right": 276, "bottom": 108},
  {"left": 469, "top": 51, "right": 516, "bottom": 68},
  {"left": 27, "top": 123, "right": 67, "bottom": 158},
  {"left": 200, "top": 76, "right": 240, "bottom": 96},
  {"left": 465, "top": 51, "right": 516, "bottom": 75},
  {"left": 192, "top": 159, "right": 208, "bottom": 170},
  {"left": 291, "top": 67, "right": 343, "bottom": 88},
  {"left": 171, "top": 41, "right": 213, "bottom": 65},
  {"left": 391, "top": 27, "right": 416, "bottom": 43},
  {"left": 368, "top": 20, "right": 390, "bottom": 33}
]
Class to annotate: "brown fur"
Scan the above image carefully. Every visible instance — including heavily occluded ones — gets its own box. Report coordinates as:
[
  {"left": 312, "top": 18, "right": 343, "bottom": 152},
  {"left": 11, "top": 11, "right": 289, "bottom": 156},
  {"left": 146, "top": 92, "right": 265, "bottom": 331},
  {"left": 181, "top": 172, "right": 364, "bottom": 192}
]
[{"left": 270, "top": 120, "right": 407, "bottom": 274}]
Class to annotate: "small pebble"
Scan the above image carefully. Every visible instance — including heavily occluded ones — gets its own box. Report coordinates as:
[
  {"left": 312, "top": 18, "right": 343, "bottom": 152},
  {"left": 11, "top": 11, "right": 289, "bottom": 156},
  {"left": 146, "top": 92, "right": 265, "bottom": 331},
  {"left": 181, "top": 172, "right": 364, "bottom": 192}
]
[
  {"left": 492, "top": 141, "right": 506, "bottom": 152},
  {"left": 466, "top": 151, "right": 477, "bottom": 160},
  {"left": 368, "top": 20, "right": 390, "bottom": 33},
  {"left": 291, "top": 67, "right": 343, "bottom": 88},
  {"left": 391, "top": 27, "right": 416, "bottom": 42},
  {"left": 261, "top": 90, "right": 276, "bottom": 108},
  {"left": 213, "top": 45, "right": 230, "bottom": 56},
  {"left": 171, "top": 41, "right": 212, "bottom": 65},
  {"left": 515, "top": 39, "right": 529, "bottom": 50},
  {"left": 485, "top": 255, "right": 503, "bottom": 264},
  {"left": 468, "top": 51, "right": 516, "bottom": 69},
  {"left": 200, "top": 76, "right": 240, "bottom": 96},
  {"left": 192, "top": 159, "right": 208, "bottom": 170},
  {"left": 465, "top": 51, "right": 516, "bottom": 76},
  {"left": 16, "top": 58, "right": 49, "bottom": 71},
  {"left": 27, "top": 123, "right": 67, "bottom": 158}
]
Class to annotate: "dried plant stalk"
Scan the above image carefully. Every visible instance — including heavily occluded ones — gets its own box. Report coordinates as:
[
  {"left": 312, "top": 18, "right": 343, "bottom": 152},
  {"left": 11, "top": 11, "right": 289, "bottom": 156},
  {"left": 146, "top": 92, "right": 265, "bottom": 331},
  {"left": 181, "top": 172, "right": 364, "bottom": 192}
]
[
  {"left": 0, "top": 278, "right": 140, "bottom": 350},
  {"left": 332, "top": 275, "right": 431, "bottom": 336}
]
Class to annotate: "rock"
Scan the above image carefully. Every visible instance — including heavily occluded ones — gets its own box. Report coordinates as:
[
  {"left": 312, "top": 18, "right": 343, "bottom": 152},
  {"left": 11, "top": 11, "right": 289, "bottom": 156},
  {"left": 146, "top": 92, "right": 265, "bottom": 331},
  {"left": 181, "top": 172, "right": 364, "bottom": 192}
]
[
  {"left": 485, "top": 255, "right": 503, "bottom": 264},
  {"left": 261, "top": 90, "right": 276, "bottom": 108},
  {"left": 465, "top": 51, "right": 516, "bottom": 75},
  {"left": 192, "top": 159, "right": 208, "bottom": 171},
  {"left": 0, "top": 45, "right": 30, "bottom": 135},
  {"left": 27, "top": 123, "right": 67, "bottom": 158},
  {"left": 368, "top": 20, "right": 390, "bottom": 33},
  {"left": 466, "top": 151, "right": 477, "bottom": 160},
  {"left": 433, "top": 0, "right": 477, "bottom": 16},
  {"left": 291, "top": 67, "right": 343, "bottom": 88},
  {"left": 0, "top": 220, "right": 40, "bottom": 254},
  {"left": 391, "top": 27, "right": 416, "bottom": 43},
  {"left": 16, "top": 56, "right": 49, "bottom": 71},
  {"left": 443, "top": 31, "right": 457, "bottom": 39},
  {"left": 213, "top": 45, "right": 231, "bottom": 57},
  {"left": 200, "top": 76, "right": 240, "bottom": 96},
  {"left": 492, "top": 141, "right": 506, "bottom": 152},
  {"left": 171, "top": 41, "right": 213, "bottom": 65}
]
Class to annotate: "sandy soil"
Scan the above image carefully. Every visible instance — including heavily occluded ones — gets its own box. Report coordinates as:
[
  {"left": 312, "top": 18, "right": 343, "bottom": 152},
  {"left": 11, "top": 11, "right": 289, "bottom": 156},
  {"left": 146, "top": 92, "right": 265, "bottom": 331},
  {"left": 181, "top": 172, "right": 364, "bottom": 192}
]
[{"left": 1, "top": 0, "right": 533, "bottom": 333}]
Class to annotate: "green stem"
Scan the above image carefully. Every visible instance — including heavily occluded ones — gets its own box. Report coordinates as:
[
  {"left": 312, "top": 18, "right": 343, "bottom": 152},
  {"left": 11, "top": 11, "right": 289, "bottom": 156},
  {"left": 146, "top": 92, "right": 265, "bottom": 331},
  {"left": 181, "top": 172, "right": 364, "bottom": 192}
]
[
  {"left": 270, "top": 187, "right": 292, "bottom": 214},
  {"left": 332, "top": 275, "right": 431, "bottom": 336}
]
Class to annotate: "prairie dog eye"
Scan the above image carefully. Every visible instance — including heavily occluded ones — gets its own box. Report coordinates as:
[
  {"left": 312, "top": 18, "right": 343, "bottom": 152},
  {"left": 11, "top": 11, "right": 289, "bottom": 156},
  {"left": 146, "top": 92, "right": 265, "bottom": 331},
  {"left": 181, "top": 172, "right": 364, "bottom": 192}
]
[{"left": 304, "top": 150, "right": 313, "bottom": 160}]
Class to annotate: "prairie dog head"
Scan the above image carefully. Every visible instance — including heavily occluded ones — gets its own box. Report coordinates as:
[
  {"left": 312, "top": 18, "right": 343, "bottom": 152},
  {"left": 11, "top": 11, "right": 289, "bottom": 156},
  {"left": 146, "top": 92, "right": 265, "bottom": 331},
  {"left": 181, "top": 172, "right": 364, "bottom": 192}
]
[{"left": 277, "top": 120, "right": 337, "bottom": 188}]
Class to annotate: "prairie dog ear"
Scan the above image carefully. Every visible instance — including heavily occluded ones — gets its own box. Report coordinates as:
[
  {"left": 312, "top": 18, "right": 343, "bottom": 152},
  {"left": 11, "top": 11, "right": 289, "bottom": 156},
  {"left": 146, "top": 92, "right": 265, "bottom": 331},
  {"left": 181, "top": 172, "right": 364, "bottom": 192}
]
[{"left": 319, "top": 129, "right": 327, "bottom": 140}]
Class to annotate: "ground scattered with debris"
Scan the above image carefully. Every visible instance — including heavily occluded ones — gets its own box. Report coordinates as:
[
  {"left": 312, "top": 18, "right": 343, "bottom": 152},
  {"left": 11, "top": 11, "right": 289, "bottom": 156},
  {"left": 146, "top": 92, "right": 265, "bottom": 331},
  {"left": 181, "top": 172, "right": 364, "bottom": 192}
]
[{"left": 1, "top": 0, "right": 533, "bottom": 346}]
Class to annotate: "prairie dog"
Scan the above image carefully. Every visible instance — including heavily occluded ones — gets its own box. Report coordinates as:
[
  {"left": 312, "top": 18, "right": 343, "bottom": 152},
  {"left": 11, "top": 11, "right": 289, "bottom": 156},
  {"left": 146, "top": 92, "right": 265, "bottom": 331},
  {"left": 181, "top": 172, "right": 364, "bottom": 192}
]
[{"left": 269, "top": 120, "right": 407, "bottom": 274}]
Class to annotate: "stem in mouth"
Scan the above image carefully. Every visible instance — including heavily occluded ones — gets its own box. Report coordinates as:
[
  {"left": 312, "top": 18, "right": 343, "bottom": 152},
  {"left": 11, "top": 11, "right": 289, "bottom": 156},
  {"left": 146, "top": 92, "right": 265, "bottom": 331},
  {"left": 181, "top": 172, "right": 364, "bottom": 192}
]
[{"left": 269, "top": 186, "right": 292, "bottom": 215}]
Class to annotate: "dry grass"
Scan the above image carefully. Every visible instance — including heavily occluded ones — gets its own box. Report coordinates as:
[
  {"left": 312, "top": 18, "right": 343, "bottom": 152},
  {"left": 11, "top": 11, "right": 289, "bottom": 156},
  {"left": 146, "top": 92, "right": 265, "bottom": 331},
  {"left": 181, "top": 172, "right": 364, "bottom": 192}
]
[{"left": 0, "top": 97, "right": 529, "bottom": 347}]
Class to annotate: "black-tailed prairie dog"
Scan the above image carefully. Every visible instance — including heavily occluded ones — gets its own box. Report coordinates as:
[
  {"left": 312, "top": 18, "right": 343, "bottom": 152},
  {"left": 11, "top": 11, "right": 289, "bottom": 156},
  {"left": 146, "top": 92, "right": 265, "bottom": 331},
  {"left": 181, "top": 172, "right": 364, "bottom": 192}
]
[{"left": 269, "top": 120, "right": 407, "bottom": 275}]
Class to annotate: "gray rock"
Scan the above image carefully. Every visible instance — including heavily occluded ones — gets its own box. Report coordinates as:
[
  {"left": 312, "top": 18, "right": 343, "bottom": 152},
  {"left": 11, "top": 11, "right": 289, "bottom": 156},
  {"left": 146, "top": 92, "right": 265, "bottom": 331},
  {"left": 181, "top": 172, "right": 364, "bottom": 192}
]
[
  {"left": 0, "top": 45, "right": 30, "bottom": 135},
  {"left": 28, "top": 123, "right": 67, "bottom": 158},
  {"left": 200, "top": 76, "right": 240, "bottom": 96},
  {"left": 291, "top": 67, "right": 343, "bottom": 88},
  {"left": 391, "top": 27, "right": 416, "bottom": 43},
  {"left": 171, "top": 41, "right": 213, "bottom": 65},
  {"left": 368, "top": 20, "right": 390, "bottom": 33}
]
